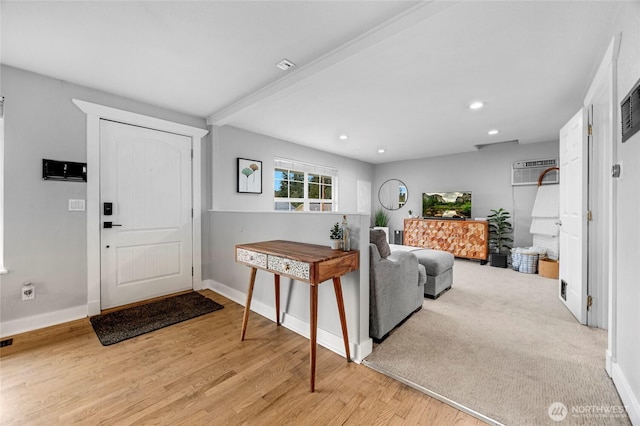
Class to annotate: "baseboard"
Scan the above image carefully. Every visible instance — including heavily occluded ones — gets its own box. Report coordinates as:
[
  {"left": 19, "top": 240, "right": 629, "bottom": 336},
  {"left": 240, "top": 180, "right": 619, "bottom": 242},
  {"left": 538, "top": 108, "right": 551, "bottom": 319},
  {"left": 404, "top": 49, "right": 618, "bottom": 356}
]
[
  {"left": 0, "top": 305, "right": 88, "bottom": 338},
  {"left": 611, "top": 362, "right": 640, "bottom": 425},
  {"left": 204, "top": 279, "right": 371, "bottom": 363}
]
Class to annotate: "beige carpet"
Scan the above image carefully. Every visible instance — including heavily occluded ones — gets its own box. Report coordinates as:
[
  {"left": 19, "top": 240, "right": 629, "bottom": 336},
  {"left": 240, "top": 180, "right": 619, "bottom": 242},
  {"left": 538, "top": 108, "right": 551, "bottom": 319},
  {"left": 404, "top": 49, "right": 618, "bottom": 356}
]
[{"left": 364, "top": 259, "right": 630, "bottom": 426}]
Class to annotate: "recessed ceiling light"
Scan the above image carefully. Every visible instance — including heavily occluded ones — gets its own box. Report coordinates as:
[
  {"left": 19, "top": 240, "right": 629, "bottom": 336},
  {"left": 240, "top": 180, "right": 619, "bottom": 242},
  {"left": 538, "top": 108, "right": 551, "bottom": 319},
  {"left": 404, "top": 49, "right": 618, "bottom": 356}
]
[
  {"left": 469, "top": 101, "right": 484, "bottom": 110},
  {"left": 488, "top": 129, "right": 499, "bottom": 135},
  {"left": 276, "top": 58, "right": 296, "bottom": 71},
  {"left": 378, "top": 148, "right": 385, "bottom": 154},
  {"left": 339, "top": 134, "right": 348, "bottom": 140}
]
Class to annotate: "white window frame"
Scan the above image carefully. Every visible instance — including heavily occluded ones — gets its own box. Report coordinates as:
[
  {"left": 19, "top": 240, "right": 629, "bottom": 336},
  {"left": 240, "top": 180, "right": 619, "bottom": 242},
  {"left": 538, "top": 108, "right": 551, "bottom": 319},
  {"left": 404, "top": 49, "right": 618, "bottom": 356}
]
[{"left": 274, "top": 157, "right": 338, "bottom": 212}]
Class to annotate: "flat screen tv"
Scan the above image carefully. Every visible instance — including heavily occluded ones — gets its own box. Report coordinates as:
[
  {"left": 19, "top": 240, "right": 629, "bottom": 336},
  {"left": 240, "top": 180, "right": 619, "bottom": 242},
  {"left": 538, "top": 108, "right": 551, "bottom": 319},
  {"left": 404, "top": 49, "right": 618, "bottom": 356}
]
[{"left": 422, "top": 191, "right": 472, "bottom": 219}]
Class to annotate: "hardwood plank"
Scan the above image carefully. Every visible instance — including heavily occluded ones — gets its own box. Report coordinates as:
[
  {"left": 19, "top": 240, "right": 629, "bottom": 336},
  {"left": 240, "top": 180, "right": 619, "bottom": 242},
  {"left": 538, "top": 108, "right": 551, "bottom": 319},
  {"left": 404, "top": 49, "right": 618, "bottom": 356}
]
[{"left": 0, "top": 290, "right": 488, "bottom": 425}]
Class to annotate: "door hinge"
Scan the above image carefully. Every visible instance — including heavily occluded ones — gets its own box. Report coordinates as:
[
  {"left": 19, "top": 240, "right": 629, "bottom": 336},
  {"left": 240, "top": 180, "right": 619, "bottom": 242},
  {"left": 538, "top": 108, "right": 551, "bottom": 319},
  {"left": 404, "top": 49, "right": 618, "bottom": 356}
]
[
  {"left": 587, "top": 210, "right": 593, "bottom": 221},
  {"left": 191, "top": 149, "right": 193, "bottom": 159},
  {"left": 587, "top": 295, "right": 593, "bottom": 311},
  {"left": 588, "top": 124, "right": 593, "bottom": 136},
  {"left": 191, "top": 208, "right": 194, "bottom": 218},
  {"left": 192, "top": 267, "right": 194, "bottom": 277}
]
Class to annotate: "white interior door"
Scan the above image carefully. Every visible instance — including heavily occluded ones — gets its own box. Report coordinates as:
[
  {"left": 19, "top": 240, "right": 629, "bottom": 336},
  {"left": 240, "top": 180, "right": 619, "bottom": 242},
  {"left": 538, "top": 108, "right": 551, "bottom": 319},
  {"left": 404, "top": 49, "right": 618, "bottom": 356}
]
[
  {"left": 559, "top": 109, "right": 588, "bottom": 324},
  {"left": 100, "top": 120, "right": 193, "bottom": 309}
]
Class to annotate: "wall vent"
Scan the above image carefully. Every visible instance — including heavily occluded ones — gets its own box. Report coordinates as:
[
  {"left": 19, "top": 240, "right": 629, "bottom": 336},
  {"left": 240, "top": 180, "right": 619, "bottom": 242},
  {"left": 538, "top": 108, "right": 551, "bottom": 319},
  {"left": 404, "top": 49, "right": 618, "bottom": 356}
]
[
  {"left": 511, "top": 158, "right": 558, "bottom": 186},
  {"left": 621, "top": 77, "right": 640, "bottom": 143}
]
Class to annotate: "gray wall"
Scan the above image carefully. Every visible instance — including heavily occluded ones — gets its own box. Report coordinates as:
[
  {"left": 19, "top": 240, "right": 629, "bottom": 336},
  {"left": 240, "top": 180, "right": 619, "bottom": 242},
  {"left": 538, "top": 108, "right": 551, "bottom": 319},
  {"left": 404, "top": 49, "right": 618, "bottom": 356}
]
[
  {"left": 372, "top": 140, "right": 559, "bottom": 249},
  {"left": 204, "top": 124, "right": 376, "bottom": 357},
  {"left": 0, "top": 65, "right": 206, "bottom": 324},
  {"left": 203, "top": 124, "right": 374, "bottom": 282},
  {"left": 210, "top": 125, "right": 374, "bottom": 212},
  {"left": 611, "top": 2, "right": 640, "bottom": 421},
  {"left": 207, "top": 211, "right": 371, "bottom": 357}
]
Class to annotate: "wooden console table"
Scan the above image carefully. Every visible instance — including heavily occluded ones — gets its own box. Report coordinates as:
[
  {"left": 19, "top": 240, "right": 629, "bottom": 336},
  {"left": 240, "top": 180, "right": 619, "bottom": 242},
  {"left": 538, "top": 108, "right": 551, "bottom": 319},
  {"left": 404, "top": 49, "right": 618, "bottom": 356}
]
[
  {"left": 235, "top": 240, "right": 359, "bottom": 392},
  {"left": 404, "top": 218, "right": 489, "bottom": 262}
]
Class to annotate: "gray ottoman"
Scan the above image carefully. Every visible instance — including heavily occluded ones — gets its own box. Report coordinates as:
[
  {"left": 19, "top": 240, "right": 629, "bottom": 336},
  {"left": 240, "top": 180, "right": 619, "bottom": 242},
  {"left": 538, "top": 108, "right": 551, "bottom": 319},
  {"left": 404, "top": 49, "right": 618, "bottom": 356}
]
[{"left": 413, "top": 249, "right": 454, "bottom": 299}]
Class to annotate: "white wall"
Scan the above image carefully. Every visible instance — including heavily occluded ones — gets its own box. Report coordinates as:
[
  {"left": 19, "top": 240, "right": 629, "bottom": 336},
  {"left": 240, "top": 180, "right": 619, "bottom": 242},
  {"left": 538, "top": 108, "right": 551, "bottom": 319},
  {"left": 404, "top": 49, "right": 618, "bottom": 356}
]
[
  {"left": 0, "top": 65, "right": 206, "bottom": 333},
  {"left": 372, "top": 140, "right": 559, "bottom": 248},
  {"left": 611, "top": 2, "right": 640, "bottom": 423}
]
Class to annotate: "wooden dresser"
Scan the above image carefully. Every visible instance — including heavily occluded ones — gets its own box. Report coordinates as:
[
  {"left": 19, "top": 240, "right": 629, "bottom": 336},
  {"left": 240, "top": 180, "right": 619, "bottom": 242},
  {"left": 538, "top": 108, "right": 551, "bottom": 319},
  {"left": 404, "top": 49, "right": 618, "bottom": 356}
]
[{"left": 404, "top": 218, "right": 489, "bottom": 262}]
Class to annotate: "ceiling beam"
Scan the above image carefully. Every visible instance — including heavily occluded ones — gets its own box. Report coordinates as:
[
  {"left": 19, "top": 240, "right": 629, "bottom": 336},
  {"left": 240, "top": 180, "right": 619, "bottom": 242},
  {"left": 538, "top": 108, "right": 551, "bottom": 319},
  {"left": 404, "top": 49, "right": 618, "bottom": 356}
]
[{"left": 207, "top": 0, "right": 458, "bottom": 126}]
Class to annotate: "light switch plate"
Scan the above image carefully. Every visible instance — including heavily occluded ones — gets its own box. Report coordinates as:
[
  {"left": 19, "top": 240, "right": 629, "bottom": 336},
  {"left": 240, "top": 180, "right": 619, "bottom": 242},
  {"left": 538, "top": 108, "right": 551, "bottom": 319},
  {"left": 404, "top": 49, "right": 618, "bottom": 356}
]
[{"left": 69, "top": 199, "right": 86, "bottom": 211}]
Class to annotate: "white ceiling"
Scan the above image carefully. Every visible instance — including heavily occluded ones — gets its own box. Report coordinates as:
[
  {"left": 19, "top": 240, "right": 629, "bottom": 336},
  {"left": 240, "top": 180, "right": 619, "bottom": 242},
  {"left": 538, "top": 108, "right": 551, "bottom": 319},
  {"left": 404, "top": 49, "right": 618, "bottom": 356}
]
[{"left": 1, "top": 1, "right": 623, "bottom": 164}]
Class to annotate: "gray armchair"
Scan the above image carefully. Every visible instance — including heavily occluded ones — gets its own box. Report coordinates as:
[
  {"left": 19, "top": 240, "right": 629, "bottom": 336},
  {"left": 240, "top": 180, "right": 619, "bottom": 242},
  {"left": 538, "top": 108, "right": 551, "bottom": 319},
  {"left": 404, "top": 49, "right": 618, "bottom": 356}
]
[{"left": 369, "top": 242, "right": 426, "bottom": 340}]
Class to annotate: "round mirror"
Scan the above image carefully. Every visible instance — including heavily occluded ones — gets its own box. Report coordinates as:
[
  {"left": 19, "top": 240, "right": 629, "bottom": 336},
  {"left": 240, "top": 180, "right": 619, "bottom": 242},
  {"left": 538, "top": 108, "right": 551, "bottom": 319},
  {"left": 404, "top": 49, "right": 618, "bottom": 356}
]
[{"left": 378, "top": 179, "right": 408, "bottom": 210}]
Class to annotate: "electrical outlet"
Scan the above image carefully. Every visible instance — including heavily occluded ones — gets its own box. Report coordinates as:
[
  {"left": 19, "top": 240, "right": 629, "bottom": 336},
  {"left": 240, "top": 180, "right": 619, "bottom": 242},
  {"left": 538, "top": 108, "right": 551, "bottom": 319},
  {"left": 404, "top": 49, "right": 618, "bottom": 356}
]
[{"left": 22, "top": 283, "right": 35, "bottom": 301}]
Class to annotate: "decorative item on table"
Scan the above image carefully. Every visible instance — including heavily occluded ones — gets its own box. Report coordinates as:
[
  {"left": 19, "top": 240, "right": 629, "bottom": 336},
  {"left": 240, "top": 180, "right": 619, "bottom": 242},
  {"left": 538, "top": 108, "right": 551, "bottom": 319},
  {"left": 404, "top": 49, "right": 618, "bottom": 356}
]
[
  {"left": 372, "top": 207, "right": 390, "bottom": 243},
  {"left": 329, "top": 222, "right": 343, "bottom": 250},
  {"left": 487, "top": 208, "right": 513, "bottom": 268},
  {"left": 341, "top": 215, "right": 350, "bottom": 251}
]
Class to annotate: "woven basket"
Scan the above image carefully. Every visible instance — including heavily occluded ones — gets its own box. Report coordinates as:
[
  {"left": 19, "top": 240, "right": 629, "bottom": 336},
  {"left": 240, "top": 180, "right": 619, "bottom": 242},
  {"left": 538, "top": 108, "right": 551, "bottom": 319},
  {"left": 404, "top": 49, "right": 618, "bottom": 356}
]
[{"left": 511, "top": 248, "right": 540, "bottom": 274}]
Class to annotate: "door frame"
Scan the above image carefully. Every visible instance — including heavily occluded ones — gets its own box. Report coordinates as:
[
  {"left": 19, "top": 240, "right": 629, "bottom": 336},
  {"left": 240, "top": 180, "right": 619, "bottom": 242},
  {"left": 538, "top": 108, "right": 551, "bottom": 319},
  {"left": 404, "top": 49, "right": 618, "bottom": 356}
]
[
  {"left": 73, "top": 99, "right": 208, "bottom": 316},
  {"left": 583, "top": 37, "right": 617, "bottom": 331}
]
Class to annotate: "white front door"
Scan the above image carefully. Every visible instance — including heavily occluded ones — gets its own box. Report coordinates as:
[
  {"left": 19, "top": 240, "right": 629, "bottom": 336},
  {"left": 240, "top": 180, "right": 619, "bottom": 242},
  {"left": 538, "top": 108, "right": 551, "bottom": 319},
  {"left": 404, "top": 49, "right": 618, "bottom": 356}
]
[
  {"left": 559, "top": 109, "right": 588, "bottom": 324},
  {"left": 100, "top": 120, "right": 193, "bottom": 309}
]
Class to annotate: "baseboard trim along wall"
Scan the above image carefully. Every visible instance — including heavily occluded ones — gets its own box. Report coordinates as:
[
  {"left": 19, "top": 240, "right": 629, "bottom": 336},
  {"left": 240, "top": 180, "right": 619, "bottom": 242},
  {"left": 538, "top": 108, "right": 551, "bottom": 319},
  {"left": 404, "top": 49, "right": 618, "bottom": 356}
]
[
  {"left": 611, "top": 362, "right": 640, "bottom": 425},
  {"left": 205, "top": 279, "right": 371, "bottom": 363},
  {"left": 0, "top": 305, "right": 87, "bottom": 338}
]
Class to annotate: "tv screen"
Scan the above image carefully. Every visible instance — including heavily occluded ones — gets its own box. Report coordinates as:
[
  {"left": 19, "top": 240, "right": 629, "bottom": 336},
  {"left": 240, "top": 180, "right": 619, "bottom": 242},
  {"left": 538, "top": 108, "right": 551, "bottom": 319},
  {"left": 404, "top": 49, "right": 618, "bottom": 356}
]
[{"left": 422, "top": 192, "right": 472, "bottom": 219}]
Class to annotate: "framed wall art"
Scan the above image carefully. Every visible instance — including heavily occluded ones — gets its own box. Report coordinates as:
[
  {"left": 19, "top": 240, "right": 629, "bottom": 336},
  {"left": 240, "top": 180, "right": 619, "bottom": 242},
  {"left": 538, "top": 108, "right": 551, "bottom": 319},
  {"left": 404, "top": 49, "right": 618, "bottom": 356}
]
[{"left": 237, "top": 158, "right": 262, "bottom": 194}]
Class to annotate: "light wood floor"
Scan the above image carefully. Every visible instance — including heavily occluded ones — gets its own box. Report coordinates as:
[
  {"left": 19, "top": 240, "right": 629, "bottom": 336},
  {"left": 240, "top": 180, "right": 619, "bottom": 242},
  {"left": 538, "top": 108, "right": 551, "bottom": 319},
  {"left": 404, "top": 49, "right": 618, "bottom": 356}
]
[{"left": 0, "top": 290, "right": 486, "bottom": 425}]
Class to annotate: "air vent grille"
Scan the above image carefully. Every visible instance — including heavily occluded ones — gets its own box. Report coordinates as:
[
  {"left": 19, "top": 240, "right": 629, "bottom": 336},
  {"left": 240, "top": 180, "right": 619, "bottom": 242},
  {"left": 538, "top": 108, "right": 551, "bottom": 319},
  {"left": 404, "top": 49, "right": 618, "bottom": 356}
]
[
  {"left": 621, "top": 78, "right": 640, "bottom": 143},
  {"left": 511, "top": 158, "right": 558, "bottom": 186}
]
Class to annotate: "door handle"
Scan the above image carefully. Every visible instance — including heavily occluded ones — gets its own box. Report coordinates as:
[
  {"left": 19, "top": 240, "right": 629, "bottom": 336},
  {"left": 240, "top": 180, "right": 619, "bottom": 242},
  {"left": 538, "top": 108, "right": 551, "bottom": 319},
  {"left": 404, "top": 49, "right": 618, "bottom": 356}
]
[
  {"left": 555, "top": 220, "right": 562, "bottom": 226},
  {"left": 103, "top": 222, "right": 123, "bottom": 229}
]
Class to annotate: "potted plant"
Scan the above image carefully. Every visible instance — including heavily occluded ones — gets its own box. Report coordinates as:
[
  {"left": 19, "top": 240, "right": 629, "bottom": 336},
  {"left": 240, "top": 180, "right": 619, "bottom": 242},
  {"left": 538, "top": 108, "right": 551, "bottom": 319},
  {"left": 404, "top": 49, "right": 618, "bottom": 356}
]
[
  {"left": 329, "top": 222, "right": 342, "bottom": 250},
  {"left": 487, "top": 208, "right": 513, "bottom": 268},
  {"left": 373, "top": 207, "right": 391, "bottom": 243}
]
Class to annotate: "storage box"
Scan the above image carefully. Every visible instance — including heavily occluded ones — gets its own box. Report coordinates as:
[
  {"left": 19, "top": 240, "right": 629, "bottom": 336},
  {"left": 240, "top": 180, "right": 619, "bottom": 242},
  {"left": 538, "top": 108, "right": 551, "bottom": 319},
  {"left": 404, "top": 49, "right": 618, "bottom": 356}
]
[
  {"left": 539, "top": 258, "right": 559, "bottom": 279},
  {"left": 511, "top": 248, "right": 539, "bottom": 274}
]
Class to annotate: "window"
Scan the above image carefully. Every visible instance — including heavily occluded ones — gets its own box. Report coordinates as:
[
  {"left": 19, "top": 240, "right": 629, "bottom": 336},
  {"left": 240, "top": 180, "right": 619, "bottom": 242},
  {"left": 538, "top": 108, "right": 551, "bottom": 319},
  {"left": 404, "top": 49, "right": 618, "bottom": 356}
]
[{"left": 274, "top": 158, "right": 337, "bottom": 212}]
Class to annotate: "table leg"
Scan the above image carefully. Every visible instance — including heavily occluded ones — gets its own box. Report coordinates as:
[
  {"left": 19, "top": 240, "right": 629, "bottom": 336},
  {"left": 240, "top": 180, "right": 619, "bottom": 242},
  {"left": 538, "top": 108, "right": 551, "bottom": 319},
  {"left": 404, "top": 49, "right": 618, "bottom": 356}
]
[
  {"left": 309, "top": 284, "right": 318, "bottom": 392},
  {"left": 274, "top": 274, "right": 281, "bottom": 326},
  {"left": 240, "top": 267, "right": 257, "bottom": 341},
  {"left": 333, "top": 277, "right": 351, "bottom": 362}
]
